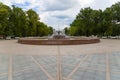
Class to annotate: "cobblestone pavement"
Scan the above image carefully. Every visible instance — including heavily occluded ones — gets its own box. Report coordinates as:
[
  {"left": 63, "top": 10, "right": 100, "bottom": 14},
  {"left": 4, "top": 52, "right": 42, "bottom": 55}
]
[{"left": 0, "top": 52, "right": 120, "bottom": 80}]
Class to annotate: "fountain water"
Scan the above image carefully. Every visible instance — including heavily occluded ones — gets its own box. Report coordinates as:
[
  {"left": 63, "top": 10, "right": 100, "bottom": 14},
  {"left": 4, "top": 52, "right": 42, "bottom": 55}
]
[{"left": 49, "top": 30, "right": 69, "bottom": 40}]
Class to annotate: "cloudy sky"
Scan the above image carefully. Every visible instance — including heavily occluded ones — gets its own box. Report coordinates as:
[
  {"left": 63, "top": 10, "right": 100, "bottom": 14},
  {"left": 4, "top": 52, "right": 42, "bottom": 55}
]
[{"left": 0, "top": 0, "right": 120, "bottom": 29}]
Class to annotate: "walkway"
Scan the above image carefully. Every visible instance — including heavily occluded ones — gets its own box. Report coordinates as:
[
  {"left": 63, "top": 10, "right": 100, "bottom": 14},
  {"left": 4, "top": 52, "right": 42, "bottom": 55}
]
[{"left": 0, "top": 39, "right": 120, "bottom": 80}]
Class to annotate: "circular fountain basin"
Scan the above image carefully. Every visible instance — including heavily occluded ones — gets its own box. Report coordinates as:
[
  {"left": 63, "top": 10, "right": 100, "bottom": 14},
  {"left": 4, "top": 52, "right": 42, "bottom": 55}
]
[{"left": 18, "top": 38, "right": 100, "bottom": 45}]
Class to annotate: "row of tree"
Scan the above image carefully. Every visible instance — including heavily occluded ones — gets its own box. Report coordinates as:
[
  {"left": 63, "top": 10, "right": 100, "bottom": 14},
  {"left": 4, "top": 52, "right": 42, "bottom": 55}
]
[
  {"left": 65, "top": 2, "right": 120, "bottom": 37},
  {"left": 0, "top": 2, "right": 53, "bottom": 38}
]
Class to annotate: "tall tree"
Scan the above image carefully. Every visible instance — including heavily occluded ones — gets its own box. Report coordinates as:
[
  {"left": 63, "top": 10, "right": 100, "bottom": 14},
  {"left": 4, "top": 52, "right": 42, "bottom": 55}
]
[
  {"left": 26, "top": 9, "right": 40, "bottom": 36},
  {"left": 64, "top": 27, "right": 69, "bottom": 35},
  {"left": 70, "top": 7, "right": 95, "bottom": 36},
  {"left": 9, "top": 5, "right": 28, "bottom": 37},
  {"left": 0, "top": 3, "right": 11, "bottom": 37},
  {"left": 0, "top": 3, "right": 57, "bottom": 37},
  {"left": 69, "top": 1, "right": 120, "bottom": 37},
  {"left": 102, "top": 7, "right": 113, "bottom": 37},
  {"left": 36, "top": 22, "right": 50, "bottom": 36},
  {"left": 48, "top": 26, "right": 53, "bottom": 35}
]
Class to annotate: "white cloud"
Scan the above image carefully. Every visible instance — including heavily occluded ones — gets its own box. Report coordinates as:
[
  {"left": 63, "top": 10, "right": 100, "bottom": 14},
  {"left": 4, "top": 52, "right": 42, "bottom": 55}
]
[
  {"left": 90, "top": 0, "right": 120, "bottom": 10},
  {"left": 1, "top": 0, "right": 120, "bottom": 29},
  {"left": 109, "top": 0, "right": 120, "bottom": 4},
  {"left": 38, "top": 0, "right": 80, "bottom": 11},
  {"left": 78, "top": 0, "right": 94, "bottom": 7},
  {"left": 0, "top": 0, "right": 12, "bottom": 6}
]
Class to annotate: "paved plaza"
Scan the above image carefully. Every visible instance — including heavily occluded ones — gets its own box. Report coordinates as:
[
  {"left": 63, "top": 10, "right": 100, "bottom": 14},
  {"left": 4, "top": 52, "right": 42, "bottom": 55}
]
[{"left": 0, "top": 39, "right": 120, "bottom": 80}]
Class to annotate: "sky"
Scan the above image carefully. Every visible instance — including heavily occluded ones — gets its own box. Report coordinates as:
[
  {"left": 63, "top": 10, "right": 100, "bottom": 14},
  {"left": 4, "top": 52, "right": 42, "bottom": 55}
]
[{"left": 0, "top": 0, "right": 120, "bottom": 30}]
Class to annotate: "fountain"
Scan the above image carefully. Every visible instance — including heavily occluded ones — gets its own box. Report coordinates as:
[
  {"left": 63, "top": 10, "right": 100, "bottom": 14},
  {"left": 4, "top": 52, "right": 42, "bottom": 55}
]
[
  {"left": 18, "top": 30, "right": 100, "bottom": 45},
  {"left": 48, "top": 30, "right": 69, "bottom": 40}
]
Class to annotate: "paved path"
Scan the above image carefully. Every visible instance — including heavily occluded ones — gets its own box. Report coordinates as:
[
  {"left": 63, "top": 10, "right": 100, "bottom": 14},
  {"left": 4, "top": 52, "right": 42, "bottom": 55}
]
[
  {"left": 0, "top": 39, "right": 120, "bottom": 55},
  {"left": 0, "top": 53, "right": 120, "bottom": 80},
  {"left": 0, "top": 39, "right": 120, "bottom": 80}
]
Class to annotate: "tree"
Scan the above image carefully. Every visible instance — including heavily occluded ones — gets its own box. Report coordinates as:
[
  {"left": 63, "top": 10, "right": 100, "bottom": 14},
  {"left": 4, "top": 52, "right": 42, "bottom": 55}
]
[
  {"left": 69, "top": 26, "right": 77, "bottom": 36},
  {"left": 26, "top": 9, "right": 40, "bottom": 36},
  {"left": 70, "top": 7, "right": 95, "bottom": 36},
  {"left": 69, "top": 2, "right": 120, "bottom": 37},
  {"left": 0, "top": 3, "right": 54, "bottom": 38},
  {"left": 112, "top": 24, "right": 120, "bottom": 36},
  {"left": 64, "top": 27, "right": 69, "bottom": 35},
  {"left": 48, "top": 26, "right": 53, "bottom": 35},
  {"left": 36, "top": 22, "right": 50, "bottom": 36},
  {"left": 0, "top": 3, "right": 11, "bottom": 37},
  {"left": 111, "top": 2, "right": 120, "bottom": 23},
  {"left": 9, "top": 5, "right": 28, "bottom": 37}
]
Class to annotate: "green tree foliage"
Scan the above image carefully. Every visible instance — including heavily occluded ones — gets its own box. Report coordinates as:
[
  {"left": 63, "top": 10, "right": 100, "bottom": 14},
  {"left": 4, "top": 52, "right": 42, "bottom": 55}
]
[
  {"left": 69, "top": 2, "right": 120, "bottom": 37},
  {"left": 9, "top": 5, "right": 28, "bottom": 37},
  {"left": 64, "top": 27, "right": 69, "bottom": 35},
  {"left": 36, "top": 22, "right": 51, "bottom": 36},
  {"left": 0, "top": 3, "right": 11, "bottom": 37},
  {"left": 26, "top": 9, "right": 40, "bottom": 36},
  {"left": 48, "top": 26, "right": 53, "bottom": 35},
  {"left": 111, "top": 2, "right": 120, "bottom": 36},
  {"left": 0, "top": 2, "right": 53, "bottom": 38}
]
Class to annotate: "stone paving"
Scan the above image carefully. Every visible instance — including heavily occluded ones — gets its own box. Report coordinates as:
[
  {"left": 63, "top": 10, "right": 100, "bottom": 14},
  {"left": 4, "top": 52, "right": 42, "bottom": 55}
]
[{"left": 0, "top": 52, "right": 120, "bottom": 80}]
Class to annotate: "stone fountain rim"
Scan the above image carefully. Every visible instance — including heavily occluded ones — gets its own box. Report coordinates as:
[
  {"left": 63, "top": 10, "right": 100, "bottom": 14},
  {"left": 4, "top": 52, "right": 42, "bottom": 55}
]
[{"left": 18, "top": 37, "right": 100, "bottom": 45}]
